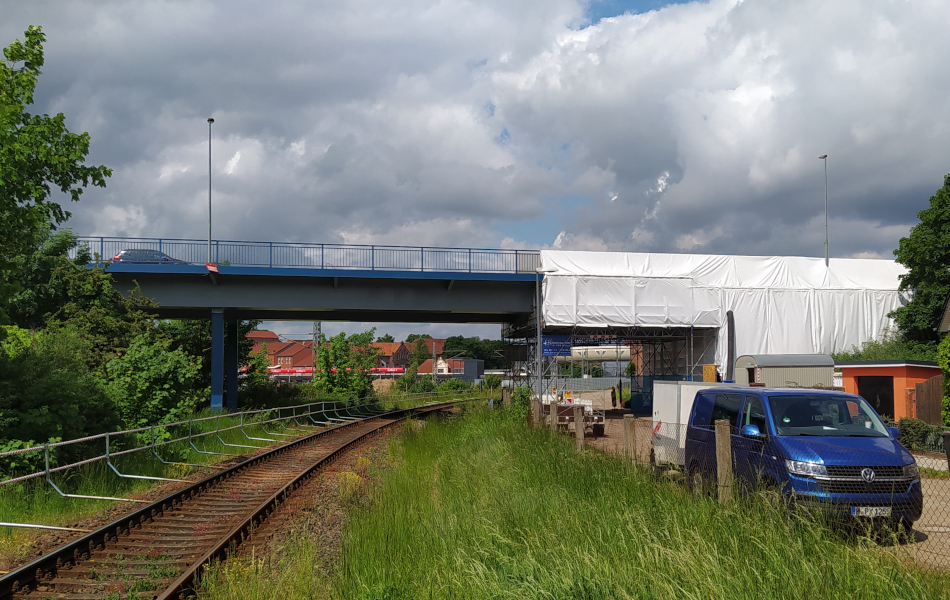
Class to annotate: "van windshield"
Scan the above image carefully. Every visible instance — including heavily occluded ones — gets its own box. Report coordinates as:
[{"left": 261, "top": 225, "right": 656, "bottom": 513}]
[{"left": 767, "top": 394, "right": 889, "bottom": 437}]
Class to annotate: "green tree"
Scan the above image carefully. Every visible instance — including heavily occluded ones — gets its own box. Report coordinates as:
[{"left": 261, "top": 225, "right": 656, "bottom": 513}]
[
  {"left": 405, "top": 333, "right": 433, "bottom": 343},
  {"left": 409, "top": 337, "right": 434, "bottom": 367},
  {"left": 484, "top": 373, "right": 502, "bottom": 392},
  {"left": 243, "top": 343, "right": 272, "bottom": 389},
  {"left": 316, "top": 329, "right": 380, "bottom": 399},
  {"left": 158, "top": 319, "right": 259, "bottom": 393},
  {"left": 376, "top": 333, "right": 395, "bottom": 343},
  {"left": 44, "top": 260, "right": 157, "bottom": 375},
  {"left": 442, "top": 335, "right": 505, "bottom": 368},
  {"left": 105, "top": 333, "right": 202, "bottom": 433},
  {"left": 0, "top": 27, "right": 111, "bottom": 328},
  {"left": 0, "top": 325, "right": 117, "bottom": 461},
  {"left": 891, "top": 174, "right": 950, "bottom": 345},
  {"left": 5, "top": 227, "right": 89, "bottom": 329}
]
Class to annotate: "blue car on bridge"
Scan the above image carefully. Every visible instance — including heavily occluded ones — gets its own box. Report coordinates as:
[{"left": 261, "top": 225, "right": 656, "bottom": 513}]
[{"left": 684, "top": 387, "right": 923, "bottom": 527}]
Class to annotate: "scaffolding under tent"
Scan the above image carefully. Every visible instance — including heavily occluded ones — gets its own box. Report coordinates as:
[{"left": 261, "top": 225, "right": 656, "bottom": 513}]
[{"left": 514, "top": 250, "right": 910, "bottom": 413}]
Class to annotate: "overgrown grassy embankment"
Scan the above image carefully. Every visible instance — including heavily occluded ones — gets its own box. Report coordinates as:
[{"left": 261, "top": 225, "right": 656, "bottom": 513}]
[
  {"left": 205, "top": 404, "right": 949, "bottom": 599},
  {"left": 0, "top": 393, "right": 472, "bottom": 565}
]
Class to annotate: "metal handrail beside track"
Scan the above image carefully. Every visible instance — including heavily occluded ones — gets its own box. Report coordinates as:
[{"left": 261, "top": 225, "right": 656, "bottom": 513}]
[{"left": 0, "top": 400, "right": 464, "bottom": 600}]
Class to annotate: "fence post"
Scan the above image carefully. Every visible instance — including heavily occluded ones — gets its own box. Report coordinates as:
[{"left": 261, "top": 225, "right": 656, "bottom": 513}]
[
  {"left": 574, "top": 405, "right": 584, "bottom": 451},
  {"left": 623, "top": 414, "right": 637, "bottom": 463},
  {"left": 550, "top": 400, "right": 558, "bottom": 432},
  {"left": 269, "top": 242, "right": 273, "bottom": 268},
  {"left": 715, "top": 418, "right": 733, "bottom": 503},
  {"left": 532, "top": 398, "right": 540, "bottom": 427}
]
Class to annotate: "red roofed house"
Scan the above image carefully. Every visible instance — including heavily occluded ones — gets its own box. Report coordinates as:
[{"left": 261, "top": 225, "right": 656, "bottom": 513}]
[
  {"left": 247, "top": 331, "right": 314, "bottom": 368},
  {"left": 372, "top": 342, "right": 411, "bottom": 370}
]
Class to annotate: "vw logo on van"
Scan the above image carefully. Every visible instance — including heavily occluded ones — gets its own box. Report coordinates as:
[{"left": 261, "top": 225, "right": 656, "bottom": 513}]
[{"left": 861, "top": 468, "right": 876, "bottom": 483}]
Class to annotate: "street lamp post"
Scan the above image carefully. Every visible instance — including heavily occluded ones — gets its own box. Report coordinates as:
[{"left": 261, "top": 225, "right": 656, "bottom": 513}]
[
  {"left": 819, "top": 154, "right": 828, "bottom": 267},
  {"left": 208, "top": 117, "right": 214, "bottom": 264}
]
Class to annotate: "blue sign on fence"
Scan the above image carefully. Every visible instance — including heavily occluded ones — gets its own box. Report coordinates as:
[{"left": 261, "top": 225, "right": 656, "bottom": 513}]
[{"left": 542, "top": 335, "right": 572, "bottom": 357}]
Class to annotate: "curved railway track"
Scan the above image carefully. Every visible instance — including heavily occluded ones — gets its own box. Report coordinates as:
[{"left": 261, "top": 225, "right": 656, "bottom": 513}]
[{"left": 1, "top": 401, "right": 457, "bottom": 600}]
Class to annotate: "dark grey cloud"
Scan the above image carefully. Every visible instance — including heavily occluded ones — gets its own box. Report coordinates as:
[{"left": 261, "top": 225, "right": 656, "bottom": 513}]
[{"left": 2, "top": 0, "right": 948, "bottom": 262}]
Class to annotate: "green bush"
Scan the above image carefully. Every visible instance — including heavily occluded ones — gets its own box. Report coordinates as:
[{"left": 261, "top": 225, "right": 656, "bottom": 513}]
[
  {"left": 438, "top": 378, "right": 471, "bottom": 392},
  {"left": 938, "top": 333, "right": 950, "bottom": 426},
  {"left": 106, "top": 333, "right": 202, "bottom": 438},
  {"left": 484, "top": 374, "right": 501, "bottom": 391},
  {"left": 509, "top": 384, "right": 533, "bottom": 421},
  {"left": 897, "top": 417, "right": 946, "bottom": 451},
  {"left": 409, "top": 378, "right": 436, "bottom": 394}
]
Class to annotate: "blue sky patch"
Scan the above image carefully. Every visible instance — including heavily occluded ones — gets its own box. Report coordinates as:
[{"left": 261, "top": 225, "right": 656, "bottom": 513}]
[
  {"left": 586, "top": 0, "right": 696, "bottom": 24},
  {"left": 495, "top": 195, "right": 595, "bottom": 247}
]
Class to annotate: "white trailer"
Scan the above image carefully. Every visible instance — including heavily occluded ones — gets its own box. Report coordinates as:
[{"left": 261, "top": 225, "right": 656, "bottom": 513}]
[{"left": 652, "top": 381, "right": 736, "bottom": 467}]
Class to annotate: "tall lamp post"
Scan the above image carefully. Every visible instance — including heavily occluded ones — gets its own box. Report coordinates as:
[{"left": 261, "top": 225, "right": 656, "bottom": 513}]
[
  {"left": 207, "top": 117, "right": 215, "bottom": 264},
  {"left": 819, "top": 154, "right": 828, "bottom": 267}
]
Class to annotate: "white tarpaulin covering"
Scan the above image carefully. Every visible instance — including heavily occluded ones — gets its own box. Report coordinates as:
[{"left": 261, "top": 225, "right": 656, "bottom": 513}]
[{"left": 541, "top": 251, "right": 910, "bottom": 373}]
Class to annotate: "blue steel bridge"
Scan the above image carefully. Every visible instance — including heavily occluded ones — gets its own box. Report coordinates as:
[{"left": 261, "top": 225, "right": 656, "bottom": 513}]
[{"left": 79, "top": 236, "right": 542, "bottom": 411}]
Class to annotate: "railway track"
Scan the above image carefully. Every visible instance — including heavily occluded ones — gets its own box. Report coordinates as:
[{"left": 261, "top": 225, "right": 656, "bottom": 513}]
[{"left": 1, "top": 401, "right": 457, "bottom": 600}]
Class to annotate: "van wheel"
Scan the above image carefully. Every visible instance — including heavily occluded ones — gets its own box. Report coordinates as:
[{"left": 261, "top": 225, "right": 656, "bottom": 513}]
[{"left": 689, "top": 463, "right": 706, "bottom": 497}]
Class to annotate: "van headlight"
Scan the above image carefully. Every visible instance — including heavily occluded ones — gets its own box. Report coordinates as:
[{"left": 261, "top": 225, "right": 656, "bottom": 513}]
[
  {"left": 785, "top": 460, "right": 828, "bottom": 478},
  {"left": 904, "top": 462, "right": 920, "bottom": 479}
]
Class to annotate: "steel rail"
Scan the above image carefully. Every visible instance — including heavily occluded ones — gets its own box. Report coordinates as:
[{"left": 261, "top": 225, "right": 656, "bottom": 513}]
[
  {"left": 0, "top": 401, "right": 460, "bottom": 600},
  {"left": 157, "top": 402, "right": 455, "bottom": 599}
]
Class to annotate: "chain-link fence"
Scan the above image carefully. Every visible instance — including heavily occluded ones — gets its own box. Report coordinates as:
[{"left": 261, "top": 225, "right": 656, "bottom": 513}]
[
  {"left": 653, "top": 418, "right": 949, "bottom": 568},
  {"left": 534, "top": 401, "right": 950, "bottom": 570}
]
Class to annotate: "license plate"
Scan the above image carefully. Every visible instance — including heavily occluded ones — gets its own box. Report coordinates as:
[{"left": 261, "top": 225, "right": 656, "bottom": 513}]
[{"left": 851, "top": 506, "right": 891, "bottom": 518}]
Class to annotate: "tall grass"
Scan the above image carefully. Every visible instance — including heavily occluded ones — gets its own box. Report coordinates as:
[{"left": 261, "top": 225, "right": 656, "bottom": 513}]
[
  {"left": 0, "top": 394, "right": 460, "bottom": 551},
  {"left": 0, "top": 411, "right": 316, "bottom": 539},
  {"left": 333, "top": 406, "right": 948, "bottom": 600}
]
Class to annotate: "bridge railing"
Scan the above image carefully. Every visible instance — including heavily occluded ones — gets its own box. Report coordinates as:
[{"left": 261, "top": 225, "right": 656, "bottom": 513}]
[{"left": 77, "top": 237, "right": 541, "bottom": 274}]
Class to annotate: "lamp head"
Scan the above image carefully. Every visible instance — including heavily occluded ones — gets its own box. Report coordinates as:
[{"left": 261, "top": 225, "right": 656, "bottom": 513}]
[
  {"left": 207, "top": 117, "right": 215, "bottom": 124},
  {"left": 818, "top": 154, "right": 827, "bottom": 159}
]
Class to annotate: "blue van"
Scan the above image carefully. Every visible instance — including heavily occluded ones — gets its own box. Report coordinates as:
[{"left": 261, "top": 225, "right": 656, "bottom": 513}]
[{"left": 684, "top": 387, "right": 923, "bottom": 526}]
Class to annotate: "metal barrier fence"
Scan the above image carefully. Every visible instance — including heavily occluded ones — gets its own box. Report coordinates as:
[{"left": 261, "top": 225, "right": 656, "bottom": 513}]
[
  {"left": 0, "top": 391, "right": 462, "bottom": 513},
  {"left": 74, "top": 236, "right": 541, "bottom": 274}
]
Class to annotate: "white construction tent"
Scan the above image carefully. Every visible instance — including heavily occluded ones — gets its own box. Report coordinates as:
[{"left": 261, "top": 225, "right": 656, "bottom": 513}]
[{"left": 540, "top": 250, "right": 910, "bottom": 377}]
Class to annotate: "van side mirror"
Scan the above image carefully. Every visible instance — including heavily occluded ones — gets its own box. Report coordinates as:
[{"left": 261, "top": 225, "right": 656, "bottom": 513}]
[
  {"left": 741, "top": 424, "right": 764, "bottom": 439},
  {"left": 887, "top": 426, "right": 901, "bottom": 440}
]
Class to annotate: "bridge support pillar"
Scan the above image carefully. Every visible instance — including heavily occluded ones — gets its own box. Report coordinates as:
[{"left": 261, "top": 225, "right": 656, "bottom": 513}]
[
  {"left": 226, "top": 319, "right": 239, "bottom": 411},
  {"left": 211, "top": 309, "right": 224, "bottom": 411}
]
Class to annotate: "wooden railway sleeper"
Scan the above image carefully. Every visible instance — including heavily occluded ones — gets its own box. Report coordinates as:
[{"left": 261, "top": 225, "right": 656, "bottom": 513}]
[{"left": 2, "top": 406, "right": 450, "bottom": 599}]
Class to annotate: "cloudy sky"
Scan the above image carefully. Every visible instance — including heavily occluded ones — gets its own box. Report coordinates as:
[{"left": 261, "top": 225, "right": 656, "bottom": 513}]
[{"left": 4, "top": 0, "right": 950, "bottom": 340}]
